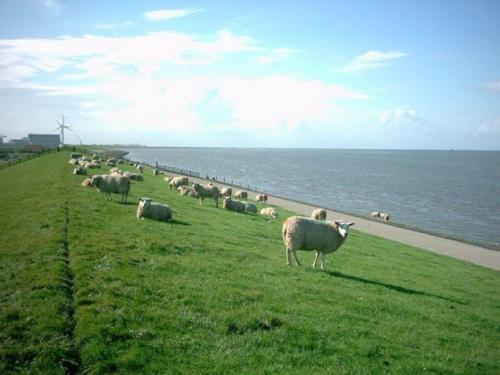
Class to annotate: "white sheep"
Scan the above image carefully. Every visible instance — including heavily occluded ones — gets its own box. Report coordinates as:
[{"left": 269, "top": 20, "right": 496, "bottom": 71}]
[
  {"left": 91, "top": 174, "right": 131, "bottom": 203},
  {"left": 282, "top": 216, "right": 354, "bottom": 270},
  {"left": 234, "top": 190, "right": 248, "bottom": 199},
  {"left": 68, "top": 158, "right": 79, "bottom": 165},
  {"left": 260, "top": 207, "right": 278, "bottom": 218},
  {"left": 311, "top": 208, "right": 327, "bottom": 221},
  {"left": 192, "top": 182, "right": 219, "bottom": 207},
  {"left": 371, "top": 211, "right": 390, "bottom": 222},
  {"left": 222, "top": 197, "right": 245, "bottom": 212},
  {"left": 109, "top": 167, "right": 122, "bottom": 175},
  {"left": 81, "top": 178, "right": 92, "bottom": 187},
  {"left": 136, "top": 165, "right": 143, "bottom": 173},
  {"left": 169, "top": 176, "right": 189, "bottom": 189},
  {"left": 256, "top": 194, "right": 268, "bottom": 203},
  {"left": 123, "top": 172, "right": 143, "bottom": 181},
  {"left": 220, "top": 187, "right": 232, "bottom": 197},
  {"left": 178, "top": 185, "right": 199, "bottom": 198},
  {"left": 153, "top": 169, "right": 160, "bottom": 176},
  {"left": 136, "top": 197, "right": 172, "bottom": 222}
]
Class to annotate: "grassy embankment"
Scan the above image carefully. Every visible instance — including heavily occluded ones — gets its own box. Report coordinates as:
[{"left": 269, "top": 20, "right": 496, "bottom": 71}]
[{"left": 0, "top": 151, "right": 499, "bottom": 374}]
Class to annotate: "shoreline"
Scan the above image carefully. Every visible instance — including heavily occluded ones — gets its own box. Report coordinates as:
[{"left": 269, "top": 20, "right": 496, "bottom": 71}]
[{"left": 121, "top": 154, "right": 500, "bottom": 271}]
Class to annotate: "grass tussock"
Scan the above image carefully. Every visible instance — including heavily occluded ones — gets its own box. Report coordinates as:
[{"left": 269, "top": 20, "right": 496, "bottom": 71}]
[{"left": 0, "top": 151, "right": 499, "bottom": 374}]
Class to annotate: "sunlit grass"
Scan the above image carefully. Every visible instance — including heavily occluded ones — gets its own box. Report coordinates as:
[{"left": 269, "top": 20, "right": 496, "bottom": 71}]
[{"left": 1, "top": 151, "right": 499, "bottom": 374}]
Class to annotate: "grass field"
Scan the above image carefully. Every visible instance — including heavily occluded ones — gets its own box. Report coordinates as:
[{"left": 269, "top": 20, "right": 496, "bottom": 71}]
[{"left": 1, "top": 151, "right": 499, "bottom": 374}]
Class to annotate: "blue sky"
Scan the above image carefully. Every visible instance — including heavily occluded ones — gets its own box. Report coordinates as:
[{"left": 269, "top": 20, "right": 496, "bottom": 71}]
[{"left": 0, "top": 0, "right": 499, "bottom": 149}]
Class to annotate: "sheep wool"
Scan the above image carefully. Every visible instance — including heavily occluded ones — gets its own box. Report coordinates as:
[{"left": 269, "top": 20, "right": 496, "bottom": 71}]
[
  {"left": 311, "top": 208, "right": 327, "bottom": 221},
  {"left": 136, "top": 198, "right": 172, "bottom": 222},
  {"left": 282, "top": 216, "right": 354, "bottom": 270}
]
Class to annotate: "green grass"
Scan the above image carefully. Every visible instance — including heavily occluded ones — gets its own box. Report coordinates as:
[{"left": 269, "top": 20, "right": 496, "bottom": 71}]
[{"left": 1, "top": 151, "right": 499, "bottom": 374}]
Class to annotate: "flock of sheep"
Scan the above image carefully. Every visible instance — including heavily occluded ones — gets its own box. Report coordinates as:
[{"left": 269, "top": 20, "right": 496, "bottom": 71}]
[{"left": 69, "top": 152, "right": 398, "bottom": 269}]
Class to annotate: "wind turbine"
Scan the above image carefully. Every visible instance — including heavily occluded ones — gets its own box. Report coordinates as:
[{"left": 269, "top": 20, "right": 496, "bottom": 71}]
[{"left": 55, "top": 115, "right": 72, "bottom": 146}]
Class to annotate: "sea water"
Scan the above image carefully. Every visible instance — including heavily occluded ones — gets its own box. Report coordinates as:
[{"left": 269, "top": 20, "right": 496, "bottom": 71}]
[{"left": 122, "top": 148, "right": 500, "bottom": 250}]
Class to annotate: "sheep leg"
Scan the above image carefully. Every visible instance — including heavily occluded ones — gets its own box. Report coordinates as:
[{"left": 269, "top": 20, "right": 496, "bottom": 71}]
[
  {"left": 320, "top": 252, "right": 326, "bottom": 270},
  {"left": 286, "top": 248, "right": 292, "bottom": 266},
  {"left": 292, "top": 251, "right": 301, "bottom": 266},
  {"left": 313, "top": 251, "right": 319, "bottom": 268}
]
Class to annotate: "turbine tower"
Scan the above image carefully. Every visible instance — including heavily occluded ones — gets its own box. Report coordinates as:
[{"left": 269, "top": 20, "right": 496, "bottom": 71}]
[{"left": 55, "top": 115, "right": 72, "bottom": 146}]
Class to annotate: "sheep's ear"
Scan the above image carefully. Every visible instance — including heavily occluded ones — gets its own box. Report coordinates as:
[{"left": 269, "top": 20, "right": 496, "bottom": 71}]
[
  {"left": 348, "top": 222, "right": 355, "bottom": 226},
  {"left": 333, "top": 220, "right": 340, "bottom": 228}
]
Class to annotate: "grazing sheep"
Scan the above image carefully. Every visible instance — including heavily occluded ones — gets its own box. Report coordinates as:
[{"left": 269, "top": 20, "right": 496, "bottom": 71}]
[
  {"left": 153, "top": 169, "right": 160, "bottom": 176},
  {"left": 243, "top": 202, "right": 257, "bottom": 214},
  {"left": 136, "top": 197, "right": 172, "bottom": 222},
  {"left": 91, "top": 174, "right": 131, "bottom": 203},
  {"left": 178, "top": 185, "right": 199, "bottom": 198},
  {"left": 311, "top": 208, "right": 327, "bottom": 221},
  {"left": 220, "top": 187, "right": 232, "bottom": 197},
  {"left": 105, "top": 161, "right": 115, "bottom": 167},
  {"left": 256, "top": 194, "right": 268, "bottom": 203},
  {"left": 282, "top": 216, "right": 354, "bottom": 270},
  {"left": 164, "top": 176, "right": 172, "bottom": 183},
  {"left": 169, "top": 176, "right": 189, "bottom": 189},
  {"left": 222, "top": 197, "right": 245, "bottom": 212},
  {"left": 192, "top": 182, "right": 220, "bottom": 207},
  {"left": 81, "top": 156, "right": 91, "bottom": 162},
  {"left": 81, "top": 178, "right": 92, "bottom": 187},
  {"left": 260, "top": 207, "right": 278, "bottom": 218},
  {"left": 136, "top": 165, "right": 143, "bottom": 173},
  {"left": 88, "top": 161, "right": 101, "bottom": 168},
  {"left": 234, "top": 190, "right": 248, "bottom": 199},
  {"left": 69, "top": 158, "right": 79, "bottom": 165},
  {"left": 107, "top": 158, "right": 117, "bottom": 164},
  {"left": 371, "top": 211, "right": 390, "bottom": 222},
  {"left": 73, "top": 166, "right": 87, "bottom": 175}
]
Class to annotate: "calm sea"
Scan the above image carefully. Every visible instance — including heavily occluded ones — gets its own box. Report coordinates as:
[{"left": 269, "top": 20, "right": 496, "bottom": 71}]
[{"left": 122, "top": 148, "right": 500, "bottom": 250}]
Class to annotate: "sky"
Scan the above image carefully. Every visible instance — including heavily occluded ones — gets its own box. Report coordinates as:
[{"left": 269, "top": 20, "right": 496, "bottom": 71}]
[{"left": 0, "top": 0, "right": 499, "bottom": 149}]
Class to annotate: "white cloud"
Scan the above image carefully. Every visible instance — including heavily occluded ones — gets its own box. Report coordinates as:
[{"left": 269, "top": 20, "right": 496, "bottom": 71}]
[
  {"left": 0, "top": 31, "right": 259, "bottom": 83},
  {"left": 255, "top": 48, "right": 297, "bottom": 65},
  {"left": 0, "top": 30, "right": 368, "bottom": 142},
  {"left": 379, "top": 106, "right": 424, "bottom": 125},
  {"left": 482, "top": 81, "right": 500, "bottom": 92},
  {"left": 478, "top": 119, "right": 500, "bottom": 133},
  {"left": 143, "top": 8, "right": 203, "bottom": 21},
  {"left": 337, "top": 50, "right": 407, "bottom": 74}
]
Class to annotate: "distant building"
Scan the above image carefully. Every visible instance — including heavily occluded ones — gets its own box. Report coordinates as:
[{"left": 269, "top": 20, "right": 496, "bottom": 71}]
[
  {"left": 8, "top": 137, "right": 28, "bottom": 145},
  {"left": 28, "top": 134, "right": 60, "bottom": 148}
]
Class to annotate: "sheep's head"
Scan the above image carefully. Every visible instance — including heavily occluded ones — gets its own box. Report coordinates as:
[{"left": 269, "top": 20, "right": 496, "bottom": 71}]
[
  {"left": 90, "top": 175, "right": 103, "bottom": 187},
  {"left": 333, "top": 220, "right": 354, "bottom": 238},
  {"left": 192, "top": 182, "right": 200, "bottom": 192},
  {"left": 222, "top": 197, "right": 231, "bottom": 209},
  {"left": 138, "top": 197, "right": 152, "bottom": 210},
  {"left": 271, "top": 209, "right": 278, "bottom": 218}
]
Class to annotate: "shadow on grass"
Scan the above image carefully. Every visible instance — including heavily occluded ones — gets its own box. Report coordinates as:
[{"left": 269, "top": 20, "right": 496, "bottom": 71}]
[
  {"left": 328, "top": 271, "right": 465, "bottom": 305},
  {"left": 169, "top": 219, "right": 190, "bottom": 226}
]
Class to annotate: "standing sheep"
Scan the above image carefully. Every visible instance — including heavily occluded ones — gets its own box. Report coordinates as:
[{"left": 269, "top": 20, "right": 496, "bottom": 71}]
[
  {"left": 178, "top": 185, "right": 199, "bottom": 198},
  {"left": 136, "top": 165, "right": 144, "bottom": 173},
  {"left": 260, "top": 207, "right": 278, "bottom": 218},
  {"left": 136, "top": 198, "right": 172, "bottom": 222},
  {"left": 192, "top": 182, "right": 220, "bottom": 207},
  {"left": 153, "top": 169, "right": 160, "bottom": 176},
  {"left": 91, "top": 174, "right": 131, "bottom": 203},
  {"left": 220, "top": 187, "right": 232, "bottom": 197},
  {"left": 311, "top": 208, "right": 327, "bottom": 221},
  {"left": 282, "top": 216, "right": 354, "bottom": 270},
  {"left": 234, "top": 190, "right": 248, "bottom": 199},
  {"left": 256, "top": 194, "right": 268, "bottom": 203}
]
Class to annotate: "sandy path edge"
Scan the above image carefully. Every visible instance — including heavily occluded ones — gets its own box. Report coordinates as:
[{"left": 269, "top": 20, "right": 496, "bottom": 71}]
[{"left": 141, "top": 164, "right": 500, "bottom": 272}]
